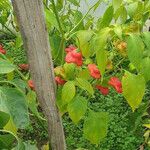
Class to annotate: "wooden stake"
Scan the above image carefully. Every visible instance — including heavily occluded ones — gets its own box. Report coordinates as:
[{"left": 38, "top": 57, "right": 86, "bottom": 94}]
[{"left": 11, "top": 0, "right": 66, "bottom": 149}]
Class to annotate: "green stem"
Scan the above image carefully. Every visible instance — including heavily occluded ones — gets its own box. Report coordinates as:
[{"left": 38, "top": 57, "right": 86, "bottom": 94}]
[
  {"left": 51, "top": 0, "right": 65, "bottom": 65},
  {"left": 67, "top": 2, "right": 98, "bottom": 38},
  {"left": 15, "top": 68, "right": 28, "bottom": 81},
  {"left": 44, "top": 0, "right": 49, "bottom": 9},
  {"left": 116, "top": 58, "right": 125, "bottom": 68},
  {"left": 46, "top": 0, "right": 49, "bottom": 7},
  {"left": 60, "top": 0, "right": 67, "bottom": 15},
  {"left": 66, "top": 31, "right": 78, "bottom": 41},
  {"left": 61, "top": 38, "right": 65, "bottom": 65},
  {"left": 51, "top": 0, "right": 64, "bottom": 36}
]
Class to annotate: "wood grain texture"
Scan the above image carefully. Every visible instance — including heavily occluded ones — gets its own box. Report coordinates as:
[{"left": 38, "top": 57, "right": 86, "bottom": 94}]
[{"left": 11, "top": 0, "right": 66, "bottom": 149}]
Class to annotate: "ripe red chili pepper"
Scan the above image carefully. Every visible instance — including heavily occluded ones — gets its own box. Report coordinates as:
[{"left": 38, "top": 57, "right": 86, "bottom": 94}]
[
  {"left": 55, "top": 76, "right": 66, "bottom": 85},
  {"left": 0, "top": 49, "right": 6, "bottom": 54},
  {"left": 88, "top": 64, "right": 101, "bottom": 79},
  {"left": 0, "top": 44, "right": 6, "bottom": 54},
  {"left": 28, "top": 80, "right": 35, "bottom": 90},
  {"left": 65, "top": 49, "right": 83, "bottom": 66},
  {"left": 108, "top": 77, "right": 122, "bottom": 93},
  {"left": 96, "top": 85, "right": 109, "bottom": 95},
  {"left": 19, "top": 64, "right": 29, "bottom": 71},
  {"left": 65, "top": 45, "right": 77, "bottom": 53}
]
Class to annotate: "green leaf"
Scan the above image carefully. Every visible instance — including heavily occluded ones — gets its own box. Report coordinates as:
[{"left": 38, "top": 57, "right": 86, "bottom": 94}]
[
  {"left": 49, "top": 34, "right": 62, "bottom": 64},
  {"left": 0, "top": 59, "right": 15, "bottom": 74},
  {"left": 143, "top": 124, "right": 150, "bottom": 129},
  {"left": 140, "top": 57, "right": 150, "bottom": 82},
  {"left": 96, "top": 50, "right": 107, "bottom": 77},
  {"left": 45, "top": 8, "right": 59, "bottom": 30},
  {"left": 74, "top": 10, "right": 84, "bottom": 31},
  {"left": 126, "top": 2, "right": 138, "bottom": 18},
  {"left": 12, "top": 79, "right": 28, "bottom": 93},
  {"left": 114, "top": 25, "right": 122, "bottom": 39},
  {"left": 0, "top": 1, "right": 10, "bottom": 26},
  {"left": 4, "top": 118, "right": 17, "bottom": 135},
  {"left": 112, "top": 0, "right": 123, "bottom": 11},
  {"left": 76, "top": 30, "right": 93, "bottom": 58},
  {"left": 78, "top": 69, "right": 90, "bottom": 80},
  {"left": 62, "top": 81, "right": 76, "bottom": 103},
  {"left": 93, "top": 0, "right": 102, "bottom": 11},
  {"left": 68, "top": 0, "right": 80, "bottom": 6},
  {"left": 114, "top": 6, "right": 127, "bottom": 23},
  {"left": 122, "top": 71, "right": 146, "bottom": 112},
  {"left": 7, "top": 71, "right": 14, "bottom": 81},
  {"left": 127, "top": 34, "right": 144, "bottom": 70},
  {"left": 76, "top": 78, "right": 94, "bottom": 95},
  {"left": 27, "top": 91, "right": 44, "bottom": 120},
  {"left": 93, "top": 27, "right": 110, "bottom": 53},
  {"left": 0, "top": 111, "right": 10, "bottom": 128},
  {"left": 15, "top": 34, "right": 23, "bottom": 49},
  {"left": 97, "top": 6, "right": 114, "bottom": 29},
  {"left": 0, "top": 133, "right": 16, "bottom": 149},
  {"left": 68, "top": 96, "right": 87, "bottom": 124},
  {"left": 83, "top": 111, "right": 109, "bottom": 144},
  {"left": 143, "top": 32, "right": 150, "bottom": 48},
  {"left": 0, "top": 88, "right": 30, "bottom": 129},
  {"left": 56, "top": 87, "right": 67, "bottom": 115},
  {"left": 56, "top": 0, "right": 64, "bottom": 10},
  {"left": 93, "top": 28, "right": 110, "bottom": 76},
  {"left": 64, "top": 63, "right": 76, "bottom": 80}
]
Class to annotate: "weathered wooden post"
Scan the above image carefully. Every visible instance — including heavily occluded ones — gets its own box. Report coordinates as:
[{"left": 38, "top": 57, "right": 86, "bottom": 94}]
[{"left": 11, "top": 0, "right": 66, "bottom": 149}]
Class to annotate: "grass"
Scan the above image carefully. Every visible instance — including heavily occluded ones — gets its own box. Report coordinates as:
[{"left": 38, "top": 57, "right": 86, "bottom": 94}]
[{"left": 64, "top": 89, "right": 149, "bottom": 150}]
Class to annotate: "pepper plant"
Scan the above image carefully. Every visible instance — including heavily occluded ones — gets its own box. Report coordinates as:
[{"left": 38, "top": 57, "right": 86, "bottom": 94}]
[{"left": 0, "top": 0, "right": 150, "bottom": 149}]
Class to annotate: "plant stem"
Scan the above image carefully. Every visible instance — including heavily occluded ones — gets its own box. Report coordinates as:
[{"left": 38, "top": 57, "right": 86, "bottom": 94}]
[
  {"left": 51, "top": 0, "right": 64, "bottom": 36},
  {"left": 15, "top": 68, "right": 28, "bottom": 81},
  {"left": 61, "top": 38, "right": 65, "bottom": 65},
  {"left": 67, "top": 2, "right": 98, "bottom": 38},
  {"left": 115, "top": 58, "right": 125, "bottom": 68},
  {"left": 51, "top": 0, "right": 65, "bottom": 65},
  {"left": 46, "top": 0, "right": 49, "bottom": 7}
]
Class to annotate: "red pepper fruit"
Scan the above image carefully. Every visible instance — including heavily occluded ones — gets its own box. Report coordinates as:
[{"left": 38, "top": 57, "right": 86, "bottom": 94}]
[
  {"left": 55, "top": 76, "right": 66, "bottom": 85},
  {"left": 19, "top": 64, "right": 29, "bottom": 71},
  {"left": 96, "top": 85, "right": 109, "bottom": 95},
  {"left": 28, "top": 80, "right": 35, "bottom": 90},
  {"left": 0, "top": 45, "right": 6, "bottom": 54},
  {"left": 65, "top": 50, "right": 82, "bottom": 66},
  {"left": 108, "top": 77, "right": 122, "bottom": 93},
  {"left": 0, "top": 49, "right": 6, "bottom": 54},
  {"left": 88, "top": 64, "right": 101, "bottom": 79},
  {"left": 65, "top": 45, "right": 77, "bottom": 53}
]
